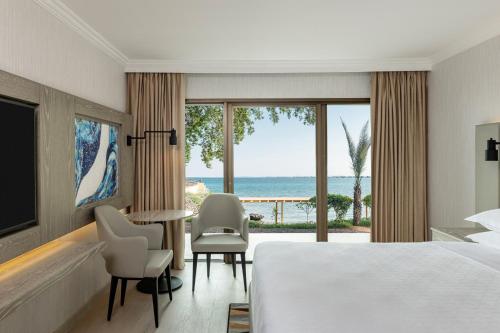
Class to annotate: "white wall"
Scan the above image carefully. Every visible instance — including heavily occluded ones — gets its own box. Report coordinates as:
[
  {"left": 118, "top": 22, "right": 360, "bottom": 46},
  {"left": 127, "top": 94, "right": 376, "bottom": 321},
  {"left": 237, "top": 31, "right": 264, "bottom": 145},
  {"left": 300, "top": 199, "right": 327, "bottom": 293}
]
[
  {"left": 186, "top": 73, "right": 371, "bottom": 99},
  {"left": 0, "top": 0, "right": 125, "bottom": 111},
  {"left": 429, "top": 35, "right": 500, "bottom": 228}
]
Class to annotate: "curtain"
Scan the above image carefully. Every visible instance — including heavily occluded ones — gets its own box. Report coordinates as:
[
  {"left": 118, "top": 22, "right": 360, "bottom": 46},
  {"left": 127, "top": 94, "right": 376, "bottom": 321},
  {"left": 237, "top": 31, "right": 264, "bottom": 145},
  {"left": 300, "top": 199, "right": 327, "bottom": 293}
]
[
  {"left": 371, "top": 72, "right": 428, "bottom": 242},
  {"left": 127, "top": 73, "right": 186, "bottom": 269}
]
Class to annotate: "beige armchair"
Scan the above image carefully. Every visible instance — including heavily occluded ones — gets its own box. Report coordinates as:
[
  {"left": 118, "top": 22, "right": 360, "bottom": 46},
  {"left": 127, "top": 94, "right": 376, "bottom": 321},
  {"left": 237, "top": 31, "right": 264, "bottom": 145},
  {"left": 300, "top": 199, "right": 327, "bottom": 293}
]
[
  {"left": 95, "top": 205, "right": 173, "bottom": 328},
  {"left": 191, "top": 193, "right": 249, "bottom": 292}
]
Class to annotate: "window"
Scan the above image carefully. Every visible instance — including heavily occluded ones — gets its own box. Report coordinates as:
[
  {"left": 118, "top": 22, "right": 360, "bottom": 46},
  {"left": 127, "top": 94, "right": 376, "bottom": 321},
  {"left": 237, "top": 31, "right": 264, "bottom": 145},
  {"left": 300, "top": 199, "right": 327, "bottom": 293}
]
[
  {"left": 327, "top": 104, "right": 371, "bottom": 242},
  {"left": 232, "top": 105, "right": 317, "bottom": 243},
  {"left": 184, "top": 100, "right": 371, "bottom": 259}
]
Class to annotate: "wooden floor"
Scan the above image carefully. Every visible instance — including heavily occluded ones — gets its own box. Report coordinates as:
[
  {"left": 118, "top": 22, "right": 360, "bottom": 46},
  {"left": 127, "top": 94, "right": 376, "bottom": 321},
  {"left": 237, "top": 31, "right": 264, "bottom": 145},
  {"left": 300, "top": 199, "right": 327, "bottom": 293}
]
[{"left": 70, "top": 261, "right": 251, "bottom": 333}]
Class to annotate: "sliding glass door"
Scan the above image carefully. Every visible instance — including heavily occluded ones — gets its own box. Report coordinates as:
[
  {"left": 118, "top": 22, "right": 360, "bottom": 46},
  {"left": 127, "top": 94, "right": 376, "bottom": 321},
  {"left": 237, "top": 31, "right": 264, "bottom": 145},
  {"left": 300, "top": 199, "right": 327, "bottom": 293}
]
[{"left": 184, "top": 100, "right": 371, "bottom": 256}]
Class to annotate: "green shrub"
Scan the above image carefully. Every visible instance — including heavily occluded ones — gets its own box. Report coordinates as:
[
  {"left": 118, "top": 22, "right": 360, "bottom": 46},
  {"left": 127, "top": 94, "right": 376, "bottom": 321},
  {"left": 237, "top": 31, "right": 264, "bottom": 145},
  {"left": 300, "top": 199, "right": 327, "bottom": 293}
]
[
  {"left": 248, "top": 220, "right": 354, "bottom": 229},
  {"left": 327, "top": 194, "right": 353, "bottom": 221},
  {"left": 309, "top": 194, "right": 354, "bottom": 221},
  {"left": 358, "top": 218, "right": 371, "bottom": 227},
  {"left": 328, "top": 220, "right": 352, "bottom": 229},
  {"left": 185, "top": 191, "right": 209, "bottom": 214},
  {"left": 362, "top": 194, "right": 372, "bottom": 208},
  {"left": 362, "top": 194, "right": 372, "bottom": 218},
  {"left": 295, "top": 199, "right": 315, "bottom": 224}
]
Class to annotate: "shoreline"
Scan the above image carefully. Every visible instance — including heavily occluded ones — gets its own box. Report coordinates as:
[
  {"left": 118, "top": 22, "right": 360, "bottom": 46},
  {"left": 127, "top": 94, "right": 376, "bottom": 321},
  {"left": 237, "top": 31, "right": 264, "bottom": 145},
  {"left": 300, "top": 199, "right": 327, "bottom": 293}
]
[{"left": 184, "top": 223, "right": 370, "bottom": 234}]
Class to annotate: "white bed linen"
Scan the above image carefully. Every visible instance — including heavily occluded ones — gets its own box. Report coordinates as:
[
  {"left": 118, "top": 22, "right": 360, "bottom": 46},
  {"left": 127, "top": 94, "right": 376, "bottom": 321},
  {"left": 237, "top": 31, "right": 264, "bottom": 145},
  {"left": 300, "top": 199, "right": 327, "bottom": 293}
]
[{"left": 251, "top": 241, "right": 500, "bottom": 333}]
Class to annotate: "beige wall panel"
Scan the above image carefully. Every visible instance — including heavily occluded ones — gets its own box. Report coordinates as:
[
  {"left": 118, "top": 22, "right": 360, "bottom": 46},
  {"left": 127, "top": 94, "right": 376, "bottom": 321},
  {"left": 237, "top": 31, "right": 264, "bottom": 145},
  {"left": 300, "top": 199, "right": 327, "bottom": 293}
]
[
  {"left": 0, "top": 227, "right": 41, "bottom": 263},
  {"left": 0, "top": 70, "right": 39, "bottom": 104},
  {"left": 39, "top": 86, "right": 75, "bottom": 242},
  {"left": 0, "top": 70, "right": 132, "bottom": 264}
]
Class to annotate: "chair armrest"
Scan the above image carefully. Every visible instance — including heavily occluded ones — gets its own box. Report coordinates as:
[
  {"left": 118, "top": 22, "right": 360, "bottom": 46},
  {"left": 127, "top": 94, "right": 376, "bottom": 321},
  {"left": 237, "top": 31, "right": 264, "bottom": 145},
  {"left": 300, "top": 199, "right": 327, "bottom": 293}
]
[
  {"left": 103, "top": 236, "right": 148, "bottom": 278},
  {"left": 128, "top": 223, "right": 163, "bottom": 250},
  {"left": 191, "top": 216, "right": 201, "bottom": 244},
  {"left": 241, "top": 216, "right": 249, "bottom": 243}
]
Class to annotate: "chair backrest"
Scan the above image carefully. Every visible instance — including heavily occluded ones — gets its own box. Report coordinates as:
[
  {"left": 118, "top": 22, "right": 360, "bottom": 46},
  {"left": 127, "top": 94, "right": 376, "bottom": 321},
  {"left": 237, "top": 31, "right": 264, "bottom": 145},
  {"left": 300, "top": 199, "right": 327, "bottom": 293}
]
[
  {"left": 94, "top": 205, "right": 132, "bottom": 240},
  {"left": 197, "top": 193, "right": 245, "bottom": 233},
  {"left": 94, "top": 205, "right": 148, "bottom": 278}
]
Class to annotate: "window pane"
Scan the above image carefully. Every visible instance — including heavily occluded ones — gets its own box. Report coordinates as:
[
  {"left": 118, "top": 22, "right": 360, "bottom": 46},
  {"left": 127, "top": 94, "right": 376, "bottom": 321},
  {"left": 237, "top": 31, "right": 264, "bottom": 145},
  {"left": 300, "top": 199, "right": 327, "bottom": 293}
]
[
  {"left": 233, "top": 105, "right": 317, "bottom": 251},
  {"left": 185, "top": 104, "right": 225, "bottom": 259},
  {"left": 185, "top": 104, "right": 224, "bottom": 202},
  {"left": 327, "top": 104, "right": 371, "bottom": 242}
]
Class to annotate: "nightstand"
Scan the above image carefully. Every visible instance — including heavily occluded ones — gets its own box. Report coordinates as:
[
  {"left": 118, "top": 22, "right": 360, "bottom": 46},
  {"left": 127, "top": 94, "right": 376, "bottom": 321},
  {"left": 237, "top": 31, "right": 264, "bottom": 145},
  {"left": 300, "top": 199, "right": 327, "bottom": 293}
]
[{"left": 430, "top": 226, "right": 484, "bottom": 242}]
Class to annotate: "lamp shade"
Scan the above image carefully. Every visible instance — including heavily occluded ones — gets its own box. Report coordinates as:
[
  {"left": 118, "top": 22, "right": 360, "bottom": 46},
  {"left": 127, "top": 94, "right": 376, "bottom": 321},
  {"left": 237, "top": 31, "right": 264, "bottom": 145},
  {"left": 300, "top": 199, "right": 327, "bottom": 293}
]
[
  {"left": 486, "top": 138, "right": 499, "bottom": 161},
  {"left": 169, "top": 129, "right": 177, "bottom": 145}
]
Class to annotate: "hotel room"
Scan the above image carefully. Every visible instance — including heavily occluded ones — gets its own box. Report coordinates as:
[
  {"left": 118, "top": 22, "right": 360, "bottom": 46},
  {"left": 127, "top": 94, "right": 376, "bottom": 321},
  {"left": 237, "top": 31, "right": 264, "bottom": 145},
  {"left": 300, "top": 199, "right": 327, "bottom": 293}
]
[{"left": 1, "top": 0, "right": 500, "bottom": 332}]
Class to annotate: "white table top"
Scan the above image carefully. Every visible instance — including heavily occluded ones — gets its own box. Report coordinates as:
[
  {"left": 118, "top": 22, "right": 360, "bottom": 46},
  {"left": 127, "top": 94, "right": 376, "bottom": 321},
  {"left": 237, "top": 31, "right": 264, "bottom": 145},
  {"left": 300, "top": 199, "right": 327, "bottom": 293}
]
[{"left": 127, "top": 209, "right": 193, "bottom": 223}]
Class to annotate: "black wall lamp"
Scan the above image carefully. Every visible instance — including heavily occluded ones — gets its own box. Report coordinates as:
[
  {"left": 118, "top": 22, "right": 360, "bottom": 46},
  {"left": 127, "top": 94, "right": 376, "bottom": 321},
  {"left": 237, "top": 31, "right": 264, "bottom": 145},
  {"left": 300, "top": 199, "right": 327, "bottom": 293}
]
[
  {"left": 486, "top": 138, "right": 500, "bottom": 161},
  {"left": 127, "top": 128, "right": 177, "bottom": 146}
]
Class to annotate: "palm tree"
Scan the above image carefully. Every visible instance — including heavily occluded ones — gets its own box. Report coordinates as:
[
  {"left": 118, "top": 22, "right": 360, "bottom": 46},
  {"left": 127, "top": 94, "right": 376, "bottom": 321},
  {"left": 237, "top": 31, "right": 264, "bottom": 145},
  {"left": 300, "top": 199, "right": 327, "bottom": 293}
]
[{"left": 341, "top": 118, "right": 371, "bottom": 226}]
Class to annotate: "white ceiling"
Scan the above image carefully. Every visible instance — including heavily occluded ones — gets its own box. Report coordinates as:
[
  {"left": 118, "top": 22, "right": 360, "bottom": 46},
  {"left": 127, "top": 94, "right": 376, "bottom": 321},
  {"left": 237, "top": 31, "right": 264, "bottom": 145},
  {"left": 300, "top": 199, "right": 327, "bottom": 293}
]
[{"left": 37, "top": 0, "right": 500, "bottom": 72}]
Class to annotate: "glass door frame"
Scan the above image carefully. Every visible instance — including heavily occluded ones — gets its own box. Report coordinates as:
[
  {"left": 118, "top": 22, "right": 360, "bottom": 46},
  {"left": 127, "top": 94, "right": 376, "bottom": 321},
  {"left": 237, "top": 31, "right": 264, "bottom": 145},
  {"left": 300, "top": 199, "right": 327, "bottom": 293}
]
[{"left": 186, "top": 98, "right": 370, "bottom": 242}]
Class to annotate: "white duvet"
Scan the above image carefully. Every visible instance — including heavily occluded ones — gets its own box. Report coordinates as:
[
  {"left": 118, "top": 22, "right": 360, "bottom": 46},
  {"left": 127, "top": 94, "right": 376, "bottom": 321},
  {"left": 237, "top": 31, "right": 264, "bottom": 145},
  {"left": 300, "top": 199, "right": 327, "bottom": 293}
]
[{"left": 251, "top": 241, "right": 500, "bottom": 333}]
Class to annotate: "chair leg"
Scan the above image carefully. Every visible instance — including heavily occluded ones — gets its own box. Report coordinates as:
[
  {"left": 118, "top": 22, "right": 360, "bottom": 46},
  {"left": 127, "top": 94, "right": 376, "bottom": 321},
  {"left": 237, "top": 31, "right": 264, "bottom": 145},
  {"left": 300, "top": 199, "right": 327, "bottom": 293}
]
[
  {"left": 165, "top": 265, "right": 173, "bottom": 301},
  {"left": 107, "top": 276, "right": 118, "bottom": 321},
  {"left": 241, "top": 252, "right": 247, "bottom": 293},
  {"left": 207, "top": 253, "right": 211, "bottom": 278},
  {"left": 192, "top": 253, "right": 198, "bottom": 292},
  {"left": 152, "top": 277, "right": 159, "bottom": 328},
  {"left": 231, "top": 253, "right": 236, "bottom": 278},
  {"left": 120, "top": 278, "right": 127, "bottom": 306}
]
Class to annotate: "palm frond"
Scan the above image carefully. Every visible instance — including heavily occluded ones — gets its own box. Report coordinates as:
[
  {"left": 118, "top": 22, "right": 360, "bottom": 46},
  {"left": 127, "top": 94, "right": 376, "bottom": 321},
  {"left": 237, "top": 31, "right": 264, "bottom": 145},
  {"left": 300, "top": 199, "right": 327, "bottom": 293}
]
[
  {"left": 353, "top": 120, "right": 371, "bottom": 177},
  {"left": 340, "top": 118, "right": 356, "bottom": 161},
  {"left": 341, "top": 119, "right": 371, "bottom": 178}
]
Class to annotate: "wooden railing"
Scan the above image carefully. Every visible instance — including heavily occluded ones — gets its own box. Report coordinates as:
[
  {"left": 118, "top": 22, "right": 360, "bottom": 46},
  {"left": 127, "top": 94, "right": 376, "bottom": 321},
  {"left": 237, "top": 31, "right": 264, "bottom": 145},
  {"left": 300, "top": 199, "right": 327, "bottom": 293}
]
[{"left": 239, "top": 197, "right": 310, "bottom": 224}]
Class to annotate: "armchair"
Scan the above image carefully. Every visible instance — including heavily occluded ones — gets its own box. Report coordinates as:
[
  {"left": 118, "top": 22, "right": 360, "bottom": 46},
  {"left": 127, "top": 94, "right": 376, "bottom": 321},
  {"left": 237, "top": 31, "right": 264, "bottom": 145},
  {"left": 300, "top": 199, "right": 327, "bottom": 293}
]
[
  {"left": 191, "top": 193, "right": 249, "bottom": 292},
  {"left": 95, "top": 205, "right": 173, "bottom": 328}
]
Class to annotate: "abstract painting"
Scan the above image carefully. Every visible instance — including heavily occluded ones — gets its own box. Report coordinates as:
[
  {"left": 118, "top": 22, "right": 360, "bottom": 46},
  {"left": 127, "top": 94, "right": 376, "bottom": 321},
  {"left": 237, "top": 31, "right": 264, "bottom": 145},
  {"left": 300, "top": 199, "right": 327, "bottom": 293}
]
[{"left": 75, "top": 117, "right": 118, "bottom": 207}]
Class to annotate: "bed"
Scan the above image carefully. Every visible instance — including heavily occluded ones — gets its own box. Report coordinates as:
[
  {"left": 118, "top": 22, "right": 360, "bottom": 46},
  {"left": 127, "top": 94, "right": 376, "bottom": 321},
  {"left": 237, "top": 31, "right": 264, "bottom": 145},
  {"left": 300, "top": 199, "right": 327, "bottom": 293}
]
[{"left": 250, "top": 241, "right": 500, "bottom": 333}]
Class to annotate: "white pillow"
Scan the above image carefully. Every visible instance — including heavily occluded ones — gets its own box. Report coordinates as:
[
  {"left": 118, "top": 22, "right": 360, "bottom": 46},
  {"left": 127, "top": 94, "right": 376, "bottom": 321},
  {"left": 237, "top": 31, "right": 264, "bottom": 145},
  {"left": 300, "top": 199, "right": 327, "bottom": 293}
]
[
  {"left": 465, "top": 209, "right": 500, "bottom": 232},
  {"left": 466, "top": 231, "right": 500, "bottom": 250}
]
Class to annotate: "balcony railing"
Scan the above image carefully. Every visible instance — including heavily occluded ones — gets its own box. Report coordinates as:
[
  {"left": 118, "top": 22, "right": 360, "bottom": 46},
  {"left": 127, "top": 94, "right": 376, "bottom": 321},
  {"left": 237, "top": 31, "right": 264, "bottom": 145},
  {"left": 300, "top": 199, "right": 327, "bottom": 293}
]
[{"left": 240, "top": 197, "right": 309, "bottom": 224}]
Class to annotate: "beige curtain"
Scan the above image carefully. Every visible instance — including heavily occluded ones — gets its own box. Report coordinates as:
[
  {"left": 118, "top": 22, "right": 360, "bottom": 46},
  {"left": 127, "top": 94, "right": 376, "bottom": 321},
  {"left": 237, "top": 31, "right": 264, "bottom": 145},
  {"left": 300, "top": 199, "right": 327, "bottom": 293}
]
[
  {"left": 371, "top": 72, "right": 428, "bottom": 242},
  {"left": 127, "top": 73, "right": 186, "bottom": 269}
]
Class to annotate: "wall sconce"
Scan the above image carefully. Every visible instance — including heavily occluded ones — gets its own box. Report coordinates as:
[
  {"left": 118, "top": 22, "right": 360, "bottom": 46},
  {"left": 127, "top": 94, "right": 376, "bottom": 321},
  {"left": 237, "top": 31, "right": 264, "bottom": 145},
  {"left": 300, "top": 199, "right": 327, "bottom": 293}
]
[
  {"left": 486, "top": 138, "right": 499, "bottom": 161},
  {"left": 127, "top": 129, "right": 177, "bottom": 146}
]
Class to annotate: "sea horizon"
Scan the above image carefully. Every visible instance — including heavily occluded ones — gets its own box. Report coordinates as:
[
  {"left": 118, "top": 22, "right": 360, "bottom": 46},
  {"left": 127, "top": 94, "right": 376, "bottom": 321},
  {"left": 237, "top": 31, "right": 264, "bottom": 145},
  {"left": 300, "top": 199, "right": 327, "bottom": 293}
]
[
  {"left": 187, "top": 176, "right": 371, "bottom": 222},
  {"left": 188, "top": 175, "right": 371, "bottom": 178}
]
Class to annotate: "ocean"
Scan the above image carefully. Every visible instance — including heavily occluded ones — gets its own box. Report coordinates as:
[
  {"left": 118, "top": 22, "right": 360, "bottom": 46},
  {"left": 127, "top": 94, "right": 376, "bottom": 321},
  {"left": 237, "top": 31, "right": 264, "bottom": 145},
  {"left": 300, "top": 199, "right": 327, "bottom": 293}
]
[{"left": 187, "top": 177, "right": 371, "bottom": 223}]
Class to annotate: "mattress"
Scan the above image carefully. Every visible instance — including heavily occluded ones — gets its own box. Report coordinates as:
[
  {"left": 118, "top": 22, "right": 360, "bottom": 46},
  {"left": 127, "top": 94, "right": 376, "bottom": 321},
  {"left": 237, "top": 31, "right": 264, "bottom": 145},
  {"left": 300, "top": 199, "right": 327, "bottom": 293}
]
[{"left": 250, "top": 241, "right": 500, "bottom": 333}]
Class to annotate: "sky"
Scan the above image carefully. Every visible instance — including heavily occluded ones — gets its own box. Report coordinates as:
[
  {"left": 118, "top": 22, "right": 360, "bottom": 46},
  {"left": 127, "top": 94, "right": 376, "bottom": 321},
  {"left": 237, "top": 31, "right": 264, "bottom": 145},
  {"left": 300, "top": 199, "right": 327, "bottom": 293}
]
[{"left": 186, "top": 104, "right": 371, "bottom": 177}]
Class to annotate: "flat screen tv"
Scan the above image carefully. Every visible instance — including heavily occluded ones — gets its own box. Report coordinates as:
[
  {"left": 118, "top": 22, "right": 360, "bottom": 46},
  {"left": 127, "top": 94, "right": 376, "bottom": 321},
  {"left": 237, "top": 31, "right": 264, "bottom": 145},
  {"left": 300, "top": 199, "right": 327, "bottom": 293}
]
[{"left": 0, "top": 97, "right": 37, "bottom": 236}]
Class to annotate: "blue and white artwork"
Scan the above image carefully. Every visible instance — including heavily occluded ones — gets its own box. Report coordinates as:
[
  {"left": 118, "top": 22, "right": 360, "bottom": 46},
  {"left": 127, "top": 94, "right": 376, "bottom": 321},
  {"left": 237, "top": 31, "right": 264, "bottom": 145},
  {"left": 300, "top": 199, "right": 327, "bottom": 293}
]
[{"left": 75, "top": 118, "right": 118, "bottom": 207}]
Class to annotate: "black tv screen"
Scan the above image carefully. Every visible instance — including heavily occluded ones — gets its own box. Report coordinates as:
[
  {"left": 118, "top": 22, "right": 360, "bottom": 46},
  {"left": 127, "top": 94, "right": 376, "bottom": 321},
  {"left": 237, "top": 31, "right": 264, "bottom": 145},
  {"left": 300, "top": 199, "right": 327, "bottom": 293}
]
[{"left": 0, "top": 97, "right": 37, "bottom": 236}]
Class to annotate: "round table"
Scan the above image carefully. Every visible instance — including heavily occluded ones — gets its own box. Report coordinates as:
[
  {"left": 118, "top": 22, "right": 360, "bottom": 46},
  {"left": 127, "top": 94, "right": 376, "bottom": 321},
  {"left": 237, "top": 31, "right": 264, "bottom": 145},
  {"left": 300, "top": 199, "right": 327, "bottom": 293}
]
[{"left": 127, "top": 209, "right": 193, "bottom": 294}]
